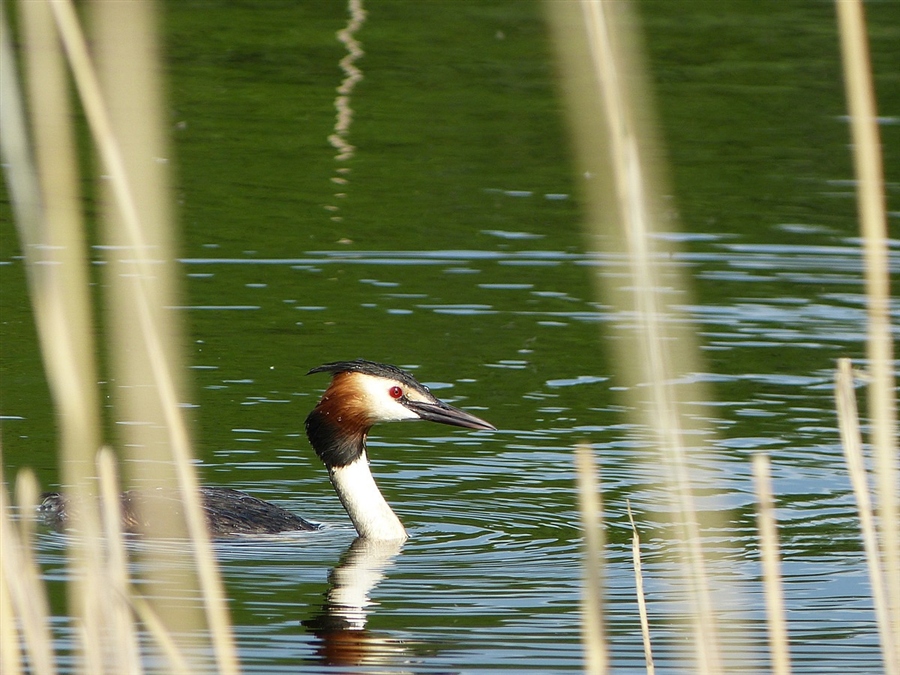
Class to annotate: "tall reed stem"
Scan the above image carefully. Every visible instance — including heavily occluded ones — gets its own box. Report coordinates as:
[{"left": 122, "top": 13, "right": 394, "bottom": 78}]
[
  {"left": 835, "top": 4, "right": 899, "bottom": 663},
  {"left": 545, "top": 1, "right": 730, "bottom": 671},
  {"left": 752, "top": 454, "right": 792, "bottom": 675},
  {"left": 835, "top": 359, "right": 898, "bottom": 675},
  {"left": 575, "top": 444, "right": 608, "bottom": 675}
]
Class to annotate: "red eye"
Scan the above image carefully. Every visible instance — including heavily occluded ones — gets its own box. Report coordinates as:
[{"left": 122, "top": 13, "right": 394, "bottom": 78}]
[{"left": 389, "top": 386, "right": 403, "bottom": 399}]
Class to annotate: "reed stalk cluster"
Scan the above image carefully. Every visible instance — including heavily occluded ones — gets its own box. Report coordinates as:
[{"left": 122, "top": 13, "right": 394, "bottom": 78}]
[
  {"left": 1, "top": 1, "right": 238, "bottom": 672},
  {"left": 551, "top": 1, "right": 897, "bottom": 673}
]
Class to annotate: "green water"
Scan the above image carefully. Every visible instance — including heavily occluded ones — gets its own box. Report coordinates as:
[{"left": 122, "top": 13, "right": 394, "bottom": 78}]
[{"left": 2, "top": 0, "right": 898, "bottom": 672}]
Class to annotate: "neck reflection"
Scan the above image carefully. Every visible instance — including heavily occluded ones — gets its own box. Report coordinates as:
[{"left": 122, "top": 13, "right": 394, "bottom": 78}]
[{"left": 303, "top": 536, "right": 408, "bottom": 667}]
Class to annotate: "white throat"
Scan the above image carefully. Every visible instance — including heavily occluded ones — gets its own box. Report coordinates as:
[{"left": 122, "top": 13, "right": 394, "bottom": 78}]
[{"left": 329, "top": 450, "right": 407, "bottom": 540}]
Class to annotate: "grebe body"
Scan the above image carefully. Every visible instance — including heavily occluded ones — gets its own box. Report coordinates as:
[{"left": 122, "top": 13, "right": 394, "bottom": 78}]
[{"left": 39, "top": 359, "right": 494, "bottom": 539}]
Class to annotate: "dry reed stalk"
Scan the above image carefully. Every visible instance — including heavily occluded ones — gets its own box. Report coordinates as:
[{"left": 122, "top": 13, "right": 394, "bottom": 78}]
[
  {"left": 545, "top": 1, "right": 730, "bottom": 671},
  {"left": 17, "top": 0, "right": 102, "bottom": 486},
  {"left": 13, "top": 474, "right": 41, "bottom": 576},
  {"left": 0, "top": 467, "right": 56, "bottom": 675},
  {"left": 126, "top": 594, "right": 195, "bottom": 675},
  {"left": 42, "top": 1, "right": 240, "bottom": 671},
  {"left": 0, "top": 1, "right": 40, "bottom": 244},
  {"left": 835, "top": 2, "right": 899, "bottom": 664},
  {"left": 751, "top": 454, "right": 792, "bottom": 675},
  {"left": 0, "top": 533, "right": 24, "bottom": 675},
  {"left": 96, "top": 448, "right": 143, "bottom": 675},
  {"left": 3, "top": 0, "right": 240, "bottom": 670},
  {"left": 835, "top": 359, "right": 898, "bottom": 675},
  {"left": 575, "top": 443, "right": 609, "bottom": 675},
  {"left": 0, "top": 489, "right": 24, "bottom": 675},
  {"left": 10, "top": 0, "right": 114, "bottom": 670},
  {"left": 626, "top": 500, "right": 655, "bottom": 675}
]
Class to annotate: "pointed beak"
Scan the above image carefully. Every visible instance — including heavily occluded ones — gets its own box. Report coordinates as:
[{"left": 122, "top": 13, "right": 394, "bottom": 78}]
[{"left": 403, "top": 399, "right": 496, "bottom": 431}]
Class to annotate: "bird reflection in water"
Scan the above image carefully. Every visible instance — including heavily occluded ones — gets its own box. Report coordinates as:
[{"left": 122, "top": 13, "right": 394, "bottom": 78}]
[{"left": 303, "top": 536, "right": 410, "bottom": 667}]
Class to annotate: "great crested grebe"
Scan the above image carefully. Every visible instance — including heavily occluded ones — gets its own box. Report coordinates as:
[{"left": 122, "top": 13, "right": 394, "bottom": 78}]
[{"left": 39, "top": 359, "right": 495, "bottom": 539}]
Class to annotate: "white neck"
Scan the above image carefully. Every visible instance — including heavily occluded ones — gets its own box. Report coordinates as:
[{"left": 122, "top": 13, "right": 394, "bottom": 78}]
[{"left": 329, "top": 450, "right": 407, "bottom": 540}]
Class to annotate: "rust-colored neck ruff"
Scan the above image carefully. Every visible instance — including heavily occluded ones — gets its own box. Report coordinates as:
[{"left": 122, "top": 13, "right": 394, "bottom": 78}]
[{"left": 305, "top": 372, "right": 373, "bottom": 468}]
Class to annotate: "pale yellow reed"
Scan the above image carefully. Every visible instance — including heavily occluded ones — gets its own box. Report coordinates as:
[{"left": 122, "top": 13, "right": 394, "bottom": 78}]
[
  {"left": 835, "top": 359, "right": 898, "bottom": 675},
  {"left": 575, "top": 444, "right": 609, "bottom": 675},
  {"left": 626, "top": 500, "right": 655, "bottom": 675},
  {"left": 835, "top": 3, "right": 899, "bottom": 665},
  {"left": 545, "top": 1, "right": 730, "bottom": 671},
  {"left": 752, "top": 454, "right": 792, "bottom": 675},
  {"left": 2, "top": 0, "right": 241, "bottom": 672}
]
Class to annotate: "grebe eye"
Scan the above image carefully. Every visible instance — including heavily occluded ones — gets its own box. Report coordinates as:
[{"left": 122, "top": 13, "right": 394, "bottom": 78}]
[{"left": 389, "top": 386, "right": 403, "bottom": 399}]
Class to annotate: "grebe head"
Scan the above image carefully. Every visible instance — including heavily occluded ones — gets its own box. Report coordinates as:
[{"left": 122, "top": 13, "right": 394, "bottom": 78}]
[{"left": 305, "top": 359, "right": 495, "bottom": 468}]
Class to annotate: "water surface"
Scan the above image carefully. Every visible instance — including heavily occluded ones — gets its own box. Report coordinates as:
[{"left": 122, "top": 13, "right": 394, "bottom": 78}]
[{"left": 1, "top": 0, "right": 898, "bottom": 673}]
